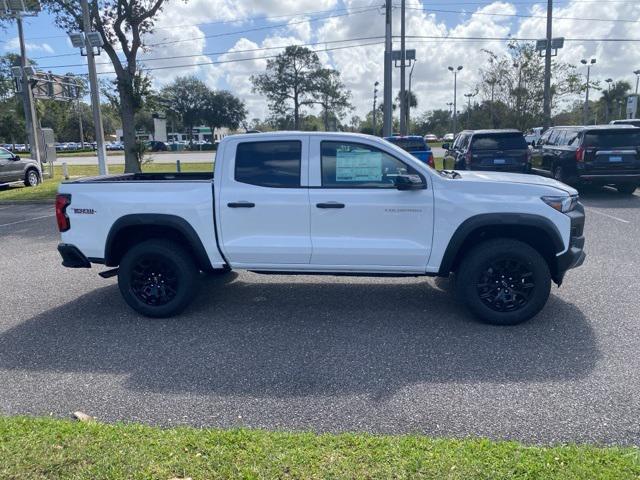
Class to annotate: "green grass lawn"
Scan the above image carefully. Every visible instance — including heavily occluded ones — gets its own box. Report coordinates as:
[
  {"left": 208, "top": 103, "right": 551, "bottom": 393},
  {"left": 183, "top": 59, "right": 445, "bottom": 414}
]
[
  {"left": 0, "top": 162, "right": 214, "bottom": 202},
  {"left": 0, "top": 417, "right": 637, "bottom": 479},
  {"left": 56, "top": 151, "right": 125, "bottom": 158}
]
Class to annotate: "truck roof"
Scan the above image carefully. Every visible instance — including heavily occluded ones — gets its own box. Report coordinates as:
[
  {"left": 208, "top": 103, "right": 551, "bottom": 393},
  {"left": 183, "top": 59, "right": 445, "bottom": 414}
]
[{"left": 226, "top": 131, "right": 379, "bottom": 142}]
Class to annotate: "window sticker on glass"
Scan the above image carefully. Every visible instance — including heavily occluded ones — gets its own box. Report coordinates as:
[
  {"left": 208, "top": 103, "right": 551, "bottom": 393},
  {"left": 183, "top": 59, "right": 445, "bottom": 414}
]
[{"left": 335, "top": 150, "right": 382, "bottom": 182}]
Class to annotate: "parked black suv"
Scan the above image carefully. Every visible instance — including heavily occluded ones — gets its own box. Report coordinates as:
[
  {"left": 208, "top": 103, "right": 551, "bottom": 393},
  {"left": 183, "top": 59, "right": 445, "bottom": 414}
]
[
  {"left": 531, "top": 125, "right": 640, "bottom": 194},
  {"left": 443, "top": 129, "right": 530, "bottom": 172}
]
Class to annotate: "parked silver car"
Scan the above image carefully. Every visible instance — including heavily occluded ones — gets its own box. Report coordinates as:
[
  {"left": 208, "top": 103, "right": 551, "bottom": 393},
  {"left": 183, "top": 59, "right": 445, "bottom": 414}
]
[{"left": 0, "top": 147, "right": 41, "bottom": 187}]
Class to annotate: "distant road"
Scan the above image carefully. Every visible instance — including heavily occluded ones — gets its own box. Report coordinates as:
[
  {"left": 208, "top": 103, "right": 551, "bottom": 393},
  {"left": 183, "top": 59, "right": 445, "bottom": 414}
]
[{"left": 52, "top": 148, "right": 445, "bottom": 166}]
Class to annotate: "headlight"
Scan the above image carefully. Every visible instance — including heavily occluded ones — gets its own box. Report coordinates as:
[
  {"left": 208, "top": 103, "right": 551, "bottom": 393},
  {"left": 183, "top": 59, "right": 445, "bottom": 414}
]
[{"left": 541, "top": 195, "right": 579, "bottom": 213}]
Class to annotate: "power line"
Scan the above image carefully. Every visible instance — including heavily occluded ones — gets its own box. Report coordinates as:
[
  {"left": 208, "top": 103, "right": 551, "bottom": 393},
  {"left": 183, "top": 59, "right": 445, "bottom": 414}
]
[
  {"left": 404, "top": 34, "right": 640, "bottom": 42},
  {"left": 35, "top": 33, "right": 640, "bottom": 72},
  {"left": 29, "top": 6, "right": 380, "bottom": 60},
  {"left": 95, "top": 40, "right": 386, "bottom": 75},
  {"left": 404, "top": 6, "right": 640, "bottom": 23},
  {"left": 36, "top": 36, "right": 386, "bottom": 70},
  {"left": 24, "top": 2, "right": 380, "bottom": 41},
  {"left": 146, "top": 7, "right": 380, "bottom": 47}
]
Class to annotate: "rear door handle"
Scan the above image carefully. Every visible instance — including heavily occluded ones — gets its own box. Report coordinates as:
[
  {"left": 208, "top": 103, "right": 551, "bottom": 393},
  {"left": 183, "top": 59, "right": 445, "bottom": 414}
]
[
  {"left": 227, "top": 201, "right": 255, "bottom": 208},
  {"left": 316, "top": 202, "right": 345, "bottom": 209}
]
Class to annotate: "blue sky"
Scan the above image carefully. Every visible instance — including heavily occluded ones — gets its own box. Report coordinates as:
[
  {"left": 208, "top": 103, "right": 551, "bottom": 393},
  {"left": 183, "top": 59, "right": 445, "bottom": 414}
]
[{"left": 2, "top": 0, "right": 640, "bottom": 119}]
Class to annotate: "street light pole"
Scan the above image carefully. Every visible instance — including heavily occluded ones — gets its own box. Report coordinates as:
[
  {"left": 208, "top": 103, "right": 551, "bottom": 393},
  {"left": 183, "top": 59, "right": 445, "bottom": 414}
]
[
  {"left": 16, "top": 17, "right": 41, "bottom": 165},
  {"left": 618, "top": 100, "right": 623, "bottom": 119},
  {"left": 81, "top": 0, "right": 108, "bottom": 175},
  {"left": 542, "top": 0, "right": 553, "bottom": 128},
  {"left": 581, "top": 58, "right": 595, "bottom": 126},
  {"left": 383, "top": 0, "right": 393, "bottom": 137},
  {"left": 399, "top": 0, "right": 407, "bottom": 136},
  {"left": 513, "top": 62, "right": 523, "bottom": 129},
  {"left": 464, "top": 92, "right": 474, "bottom": 127},
  {"left": 407, "top": 61, "right": 416, "bottom": 133},
  {"left": 634, "top": 69, "right": 640, "bottom": 95},
  {"left": 605, "top": 78, "right": 613, "bottom": 123},
  {"left": 372, "top": 81, "right": 379, "bottom": 135},
  {"left": 77, "top": 99, "right": 85, "bottom": 149},
  {"left": 448, "top": 65, "right": 463, "bottom": 135}
]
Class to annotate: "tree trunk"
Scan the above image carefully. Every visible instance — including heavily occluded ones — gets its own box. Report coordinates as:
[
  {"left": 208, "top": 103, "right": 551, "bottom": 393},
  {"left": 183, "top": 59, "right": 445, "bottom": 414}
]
[
  {"left": 118, "top": 82, "right": 140, "bottom": 173},
  {"left": 294, "top": 101, "right": 300, "bottom": 130}
]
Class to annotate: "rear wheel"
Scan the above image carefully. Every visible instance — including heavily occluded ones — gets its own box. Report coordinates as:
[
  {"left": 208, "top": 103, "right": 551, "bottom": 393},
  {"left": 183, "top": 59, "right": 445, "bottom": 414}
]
[
  {"left": 118, "top": 239, "right": 199, "bottom": 317},
  {"left": 24, "top": 168, "right": 40, "bottom": 187},
  {"left": 456, "top": 238, "right": 551, "bottom": 325},
  {"left": 615, "top": 184, "right": 637, "bottom": 195}
]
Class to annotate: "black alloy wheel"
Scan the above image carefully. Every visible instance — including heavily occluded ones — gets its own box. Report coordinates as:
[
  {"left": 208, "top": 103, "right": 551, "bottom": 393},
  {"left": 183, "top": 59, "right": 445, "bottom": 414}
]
[
  {"left": 476, "top": 258, "right": 535, "bottom": 313},
  {"left": 130, "top": 254, "right": 179, "bottom": 306}
]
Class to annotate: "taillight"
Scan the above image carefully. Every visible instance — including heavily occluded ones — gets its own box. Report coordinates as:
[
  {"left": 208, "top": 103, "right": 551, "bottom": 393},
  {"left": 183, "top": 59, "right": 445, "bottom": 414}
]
[
  {"left": 576, "top": 146, "right": 585, "bottom": 163},
  {"left": 427, "top": 152, "right": 434, "bottom": 168},
  {"left": 55, "top": 193, "right": 71, "bottom": 232}
]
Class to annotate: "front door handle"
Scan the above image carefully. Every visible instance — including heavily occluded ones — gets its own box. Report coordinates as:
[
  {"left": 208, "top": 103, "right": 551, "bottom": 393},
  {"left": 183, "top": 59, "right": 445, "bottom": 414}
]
[
  {"left": 228, "top": 201, "right": 255, "bottom": 208},
  {"left": 316, "top": 202, "right": 345, "bottom": 209}
]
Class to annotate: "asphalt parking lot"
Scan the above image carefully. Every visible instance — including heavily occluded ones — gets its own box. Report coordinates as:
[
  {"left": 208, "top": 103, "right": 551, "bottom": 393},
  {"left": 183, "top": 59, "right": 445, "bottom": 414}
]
[{"left": 0, "top": 190, "right": 639, "bottom": 445}]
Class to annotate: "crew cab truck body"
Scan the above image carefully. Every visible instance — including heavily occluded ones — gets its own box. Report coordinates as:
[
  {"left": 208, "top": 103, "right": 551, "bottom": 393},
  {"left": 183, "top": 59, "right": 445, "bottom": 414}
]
[{"left": 57, "top": 132, "right": 585, "bottom": 325}]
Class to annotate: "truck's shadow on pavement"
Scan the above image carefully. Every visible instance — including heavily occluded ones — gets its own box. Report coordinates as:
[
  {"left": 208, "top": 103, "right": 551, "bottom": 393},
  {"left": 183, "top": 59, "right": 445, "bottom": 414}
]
[{"left": 0, "top": 272, "right": 599, "bottom": 398}]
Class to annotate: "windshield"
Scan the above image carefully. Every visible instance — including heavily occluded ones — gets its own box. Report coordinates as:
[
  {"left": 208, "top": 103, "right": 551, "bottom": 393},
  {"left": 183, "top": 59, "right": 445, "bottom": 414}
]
[
  {"left": 471, "top": 134, "right": 527, "bottom": 150},
  {"left": 386, "top": 138, "right": 428, "bottom": 152},
  {"left": 584, "top": 131, "right": 640, "bottom": 148}
]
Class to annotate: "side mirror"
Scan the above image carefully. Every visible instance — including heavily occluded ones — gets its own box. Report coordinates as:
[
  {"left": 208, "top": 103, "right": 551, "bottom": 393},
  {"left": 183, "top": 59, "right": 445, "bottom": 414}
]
[
  {"left": 12, "top": 154, "right": 20, "bottom": 161},
  {"left": 442, "top": 143, "right": 450, "bottom": 151},
  {"left": 395, "top": 174, "right": 426, "bottom": 191}
]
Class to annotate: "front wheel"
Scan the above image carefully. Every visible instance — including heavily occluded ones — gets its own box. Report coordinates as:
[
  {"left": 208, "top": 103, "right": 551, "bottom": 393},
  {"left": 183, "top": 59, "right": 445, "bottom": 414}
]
[
  {"left": 118, "top": 239, "right": 199, "bottom": 318},
  {"left": 615, "top": 184, "right": 637, "bottom": 195},
  {"left": 456, "top": 238, "right": 551, "bottom": 325}
]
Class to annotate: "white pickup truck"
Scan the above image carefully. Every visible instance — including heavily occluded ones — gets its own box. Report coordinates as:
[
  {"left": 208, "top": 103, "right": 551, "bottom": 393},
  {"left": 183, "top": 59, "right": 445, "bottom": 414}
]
[{"left": 56, "top": 132, "right": 585, "bottom": 325}]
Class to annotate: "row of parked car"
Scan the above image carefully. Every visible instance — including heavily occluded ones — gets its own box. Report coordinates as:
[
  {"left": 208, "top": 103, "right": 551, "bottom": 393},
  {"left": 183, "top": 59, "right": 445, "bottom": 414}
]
[{"left": 385, "top": 122, "right": 640, "bottom": 195}]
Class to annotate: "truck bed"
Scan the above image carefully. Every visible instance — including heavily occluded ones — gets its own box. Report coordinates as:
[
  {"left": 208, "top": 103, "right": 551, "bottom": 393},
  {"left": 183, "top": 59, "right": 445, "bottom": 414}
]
[{"left": 64, "top": 172, "right": 213, "bottom": 183}]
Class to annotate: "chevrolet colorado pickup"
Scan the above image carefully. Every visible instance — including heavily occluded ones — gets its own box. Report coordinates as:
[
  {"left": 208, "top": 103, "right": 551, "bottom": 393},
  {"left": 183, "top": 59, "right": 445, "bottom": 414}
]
[{"left": 56, "top": 132, "right": 585, "bottom": 325}]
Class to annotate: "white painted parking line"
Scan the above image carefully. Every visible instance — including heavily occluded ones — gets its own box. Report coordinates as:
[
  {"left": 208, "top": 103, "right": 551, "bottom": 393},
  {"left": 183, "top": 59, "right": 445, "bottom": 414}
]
[
  {"left": 0, "top": 214, "right": 54, "bottom": 228},
  {"left": 585, "top": 207, "right": 630, "bottom": 224}
]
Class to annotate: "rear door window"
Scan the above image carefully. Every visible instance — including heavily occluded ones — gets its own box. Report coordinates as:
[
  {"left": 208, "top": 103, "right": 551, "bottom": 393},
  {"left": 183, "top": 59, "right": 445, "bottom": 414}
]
[
  {"left": 235, "top": 140, "right": 302, "bottom": 188},
  {"left": 547, "top": 130, "right": 560, "bottom": 146},
  {"left": 470, "top": 134, "right": 527, "bottom": 150},
  {"left": 555, "top": 130, "right": 568, "bottom": 146},
  {"left": 584, "top": 130, "right": 640, "bottom": 148},
  {"left": 566, "top": 130, "right": 581, "bottom": 146}
]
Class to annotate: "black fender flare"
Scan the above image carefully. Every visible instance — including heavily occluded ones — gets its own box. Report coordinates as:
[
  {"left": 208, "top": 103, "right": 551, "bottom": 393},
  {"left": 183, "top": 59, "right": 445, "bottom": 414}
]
[
  {"left": 437, "top": 213, "right": 564, "bottom": 275},
  {"left": 105, "top": 214, "right": 213, "bottom": 270}
]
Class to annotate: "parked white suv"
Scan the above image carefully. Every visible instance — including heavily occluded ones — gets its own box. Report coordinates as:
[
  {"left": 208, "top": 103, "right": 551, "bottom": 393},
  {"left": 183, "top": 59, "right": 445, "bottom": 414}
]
[{"left": 56, "top": 132, "right": 585, "bottom": 325}]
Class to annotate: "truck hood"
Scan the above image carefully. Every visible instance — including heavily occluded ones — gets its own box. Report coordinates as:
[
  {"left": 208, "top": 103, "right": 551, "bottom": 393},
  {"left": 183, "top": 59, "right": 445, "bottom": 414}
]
[{"left": 454, "top": 170, "right": 577, "bottom": 195}]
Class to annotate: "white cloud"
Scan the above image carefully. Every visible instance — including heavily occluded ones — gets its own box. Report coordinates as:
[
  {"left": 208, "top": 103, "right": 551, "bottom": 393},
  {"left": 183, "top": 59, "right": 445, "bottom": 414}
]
[
  {"left": 123, "top": 0, "right": 640, "bottom": 122},
  {"left": 3, "top": 37, "right": 54, "bottom": 54}
]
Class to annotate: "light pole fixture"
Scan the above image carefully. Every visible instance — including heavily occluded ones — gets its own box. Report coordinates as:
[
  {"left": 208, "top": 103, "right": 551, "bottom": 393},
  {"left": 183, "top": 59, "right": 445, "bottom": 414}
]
[
  {"left": 581, "top": 58, "right": 596, "bottom": 125},
  {"left": 448, "top": 65, "right": 463, "bottom": 135},
  {"left": 634, "top": 69, "right": 640, "bottom": 95}
]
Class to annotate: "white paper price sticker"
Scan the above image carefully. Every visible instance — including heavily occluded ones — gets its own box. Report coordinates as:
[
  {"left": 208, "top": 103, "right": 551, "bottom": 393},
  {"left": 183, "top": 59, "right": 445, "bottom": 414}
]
[{"left": 336, "top": 150, "right": 382, "bottom": 182}]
